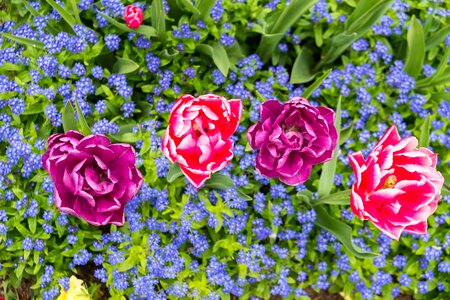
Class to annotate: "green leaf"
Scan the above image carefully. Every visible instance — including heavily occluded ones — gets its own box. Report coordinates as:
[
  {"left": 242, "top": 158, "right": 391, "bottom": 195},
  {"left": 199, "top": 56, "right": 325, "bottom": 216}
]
[
  {"left": 237, "top": 189, "right": 252, "bottom": 201},
  {"left": 197, "top": 42, "right": 230, "bottom": 76},
  {"left": 194, "top": 0, "right": 216, "bottom": 20},
  {"left": 290, "top": 48, "right": 316, "bottom": 84},
  {"left": 45, "top": 0, "right": 76, "bottom": 28},
  {"left": 62, "top": 101, "right": 78, "bottom": 132},
  {"left": 417, "top": 46, "right": 450, "bottom": 88},
  {"left": 28, "top": 217, "right": 37, "bottom": 234},
  {"left": 113, "top": 57, "right": 140, "bottom": 74},
  {"left": 73, "top": 99, "right": 91, "bottom": 135},
  {"left": 339, "top": 121, "right": 354, "bottom": 145},
  {"left": 204, "top": 174, "right": 235, "bottom": 190},
  {"left": 419, "top": 115, "right": 432, "bottom": 148},
  {"left": 403, "top": 16, "right": 425, "bottom": 78},
  {"left": 117, "top": 247, "right": 141, "bottom": 272},
  {"left": 312, "top": 190, "right": 350, "bottom": 206},
  {"left": 426, "top": 25, "right": 450, "bottom": 50},
  {"left": 68, "top": 0, "right": 82, "bottom": 24},
  {"left": 0, "top": 32, "right": 44, "bottom": 49},
  {"left": 345, "top": 0, "right": 394, "bottom": 33},
  {"left": 97, "top": 11, "right": 157, "bottom": 37},
  {"left": 315, "top": 205, "right": 378, "bottom": 258},
  {"left": 256, "top": 0, "right": 319, "bottom": 62},
  {"left": 167, "top": 163, "right": 183, "bottom": 183},
  {"left": 302, "top": 69, "right": 331, "bottom": 99},
  {"left": 151, "top": 0, "right": 166, "bottom": 38},
  {"left": 318, "top": 95, "right": 341, "bottom": 198},
  {"left": 319, "top": 0, "right": 393, "bottom": 67},
  {"left": 109, "top": 124, "right": 140, "bottom": 143},
  {"left": 22, "top": 0, "right": 39, "bottom": 17}
]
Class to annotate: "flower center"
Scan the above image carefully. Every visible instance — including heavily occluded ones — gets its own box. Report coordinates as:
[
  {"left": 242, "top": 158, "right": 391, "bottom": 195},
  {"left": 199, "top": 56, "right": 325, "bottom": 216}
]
[{"left": 382, "top": 175, "right": 397, "bottom": 189}]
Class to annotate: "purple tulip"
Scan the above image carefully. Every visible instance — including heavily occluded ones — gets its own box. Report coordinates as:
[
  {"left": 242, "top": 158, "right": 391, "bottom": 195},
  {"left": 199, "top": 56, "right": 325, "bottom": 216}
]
[
  {"left": 247, "top": 97, "right": 338, "bottom": 185},
  {"left": 42, "top": 131, "right": 143, "bottom": 226}
]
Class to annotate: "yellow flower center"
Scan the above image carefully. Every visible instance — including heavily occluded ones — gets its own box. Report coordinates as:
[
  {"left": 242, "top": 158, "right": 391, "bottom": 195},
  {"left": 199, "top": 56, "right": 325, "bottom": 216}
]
[{"left": 382, "top": 175, "right": 397, "bottom": 189}]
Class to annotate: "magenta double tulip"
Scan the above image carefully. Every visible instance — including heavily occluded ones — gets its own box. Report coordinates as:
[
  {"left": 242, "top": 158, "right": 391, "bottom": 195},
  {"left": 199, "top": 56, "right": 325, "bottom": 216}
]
[
  {"left": 247, "top": 97, "right": 337, "bottom": 185},
  {"left": 349, "top": 125, "right": 444, "bottom": 240},
  {"left": 42, "top": 131, "right": 143, "bottom": 226},
  {"left": 162, "top": 94, "right": 243, "bottom": 188}
]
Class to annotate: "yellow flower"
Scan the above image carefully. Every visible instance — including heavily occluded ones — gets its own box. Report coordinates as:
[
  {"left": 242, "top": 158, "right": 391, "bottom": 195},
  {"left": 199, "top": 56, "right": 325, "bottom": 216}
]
[{"left": 56, "top": 276, "right": 90, "bottom": 300}]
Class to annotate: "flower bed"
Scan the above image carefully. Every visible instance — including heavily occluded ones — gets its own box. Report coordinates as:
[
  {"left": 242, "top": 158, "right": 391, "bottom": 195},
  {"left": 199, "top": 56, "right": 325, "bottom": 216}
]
[{"left": 0, "top": 0, "right": 449, "bottom": 299}]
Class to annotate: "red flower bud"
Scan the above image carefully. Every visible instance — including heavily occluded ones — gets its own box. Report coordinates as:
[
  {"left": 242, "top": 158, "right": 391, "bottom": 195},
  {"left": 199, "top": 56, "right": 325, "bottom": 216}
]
[{"left": 124, "top": 5, "right": 143, "bottom": 29}]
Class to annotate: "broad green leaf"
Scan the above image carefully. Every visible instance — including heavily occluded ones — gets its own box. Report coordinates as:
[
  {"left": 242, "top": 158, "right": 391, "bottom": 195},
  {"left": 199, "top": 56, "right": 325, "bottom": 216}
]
[
  {"left": 315, "top": 205, "right": 378, "bottom": 258},
  {"left": 339, "top": 121, "right": 354, "bottom": 145},
  {"left": 22, "top": 103, "right": 44, "bottom": 115},
  {"left": 167, "top": 163, "right": 183, "bottom": 183},
  {"left": 302, "top": 69, "right": 331, "bottom": 99},
  {"left": 345, "top": 0, "right": 395, "bottom": 33},
  {"left": 0, "top": 32, "right": 44, "bottom": 49},
  {"left": 317, "top": 95, "right": 341, "bottom": 198},
  {"left": 404, "top": 16, "right": 425, "bottom": 78},
  {"left": 73, "top": 99, "right": 91, "bottom": 135},
  {"left": 62, "top": 101, "right": 78, "bottom": 132},
  {"left": 45, "top": 0, "right": 76, "bottom": 28},
  {"left": 97, "top": 11, "right": 157, "bottom": 37},
  {"left": 151, "top": 0, "right": 166, "bottom": 38},
  {"left": 177, "top": 0, "right": 201, "bottom": 15},
  {"left": 256, "top": 0, "right": 318, "bottom": 62},
  {"left": 197, "top": 43, "right": 230, "bottom": 76},
  {"left": 204, "top": 174, "right": 235, "bottom": 190},
  {"left": 22, "top": 0, "right": 39, "bottom": 17},
  {"left": 312, "top": 190, "right": 350, "bottom": 206},
  {"left": 68, "top": 0, "right": 82, "bottom": 24},
  {"left": 426, "top": 25, "right": 450, "bottom": 50},
  {"left": 113, "top": 57, "right": 140, "bottom": 74},
  {"left": 319, "top": 0, "right": 393, "bottom": 66},
  {"left": 28, "top": 217, "right": 37, "bottom": 234},
  {"left": 109, "top": 124, "right": 140, "bottom": 143},
  {"left": 431, "top": 92, "right": 450, "bottom": 100},
  {"left": 290, "top": 48, "right": 316, "bottom": 84},
  {"left": 194, "top": 0, "right": 216, "bottom": 20},
  {"left": 417, "top": 45, "right": 450, "bottom": 89},
  {"left": 419, "top": 115, "right": 432, "bottom": 148}
]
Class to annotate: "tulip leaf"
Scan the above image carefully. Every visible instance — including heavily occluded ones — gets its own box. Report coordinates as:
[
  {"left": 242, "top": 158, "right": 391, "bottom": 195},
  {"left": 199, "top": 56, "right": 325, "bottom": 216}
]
[
  {"left": 197, "top": 43, "right": 230, "bottom": 76},
  {"left": 194, "top": 0, "right": 216, "bottom": 21},
  {"left": 256, "top": 0, "right": 318, "bottom": 62},
  {"left": 314, "top": 205, "right": 378, "bottom": 258},
  {"left": 167, "top": 163, "right": 183, "bottom": 183},
  {"left": 204, "top": 174, "right": 235, "bottom": 190},
  {"left": 97, "top": 11, "right": 157, "bottom": 37},
  {"left": 62, "top": 101, "right": 78, "bottom": 132},
  {"left": 426, "top": 25, "right": 450, "bottom": 50},
  {"left": 339, "top": 121, "right": 354, "bottom": 145},
  {"left": 22, "top": 0, "right": 39, "bottom": 17},
  {"left": 318, "top": 0, "right": 393, "bottom": 67},
  {"left": 416, "top": 46, "right": 450, "bottom": 88},
  {"left": 290, "top": 48, "right": 316, "bottom": 84},
  {"left": 151, "top": 0, "right": 166, "bottom": 39},
  {"left": 68, "top": 0, "right": 81, "bottom": 24},
  {"left": 302, "top": 69, "right": 331, "bottom": 99},
  {"left": 317, "top": 95, "right": 341, "bottom": 198},
  {"left": 45, "top": 0, "right": 76, "bottom": 28},
  {"left": 0, "top": 32, "right": 44, "bottom": 49},
  {"left": 113, "top": 57, "right": 140, "bottom": 74},
  {"left": 419, "top": 115, "right": 432, "bottom": 148},
  {"left": 312, "top": 190, "right": 350, "bottom": 206},
  {"left": 404, "top": 15, "right": 425, "bottom": 78},
  {"left": 73, "top": 99, "right": 92, "bottom": 135}
]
